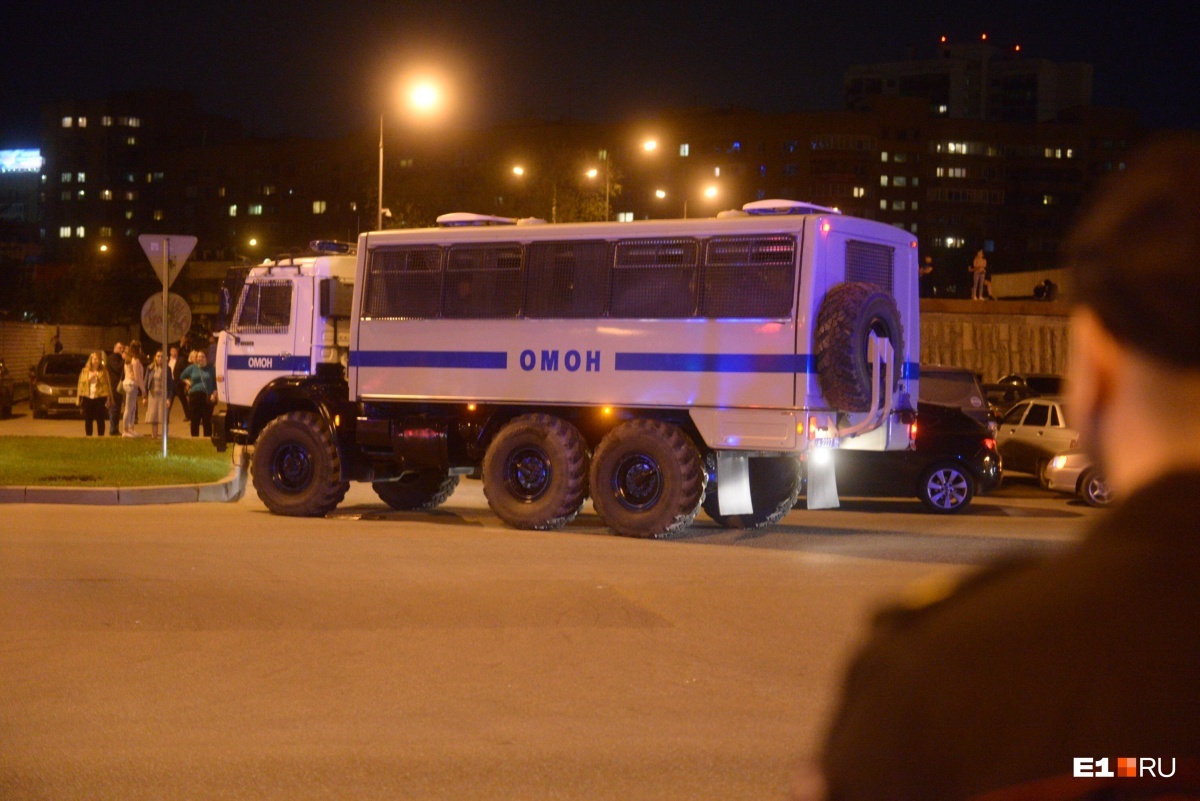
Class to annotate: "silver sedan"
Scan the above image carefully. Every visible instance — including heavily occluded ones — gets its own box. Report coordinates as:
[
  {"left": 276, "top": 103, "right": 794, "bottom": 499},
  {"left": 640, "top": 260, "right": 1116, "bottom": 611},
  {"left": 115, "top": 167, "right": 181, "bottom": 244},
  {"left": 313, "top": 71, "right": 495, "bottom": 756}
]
[{"left": 1045, "top": 448, "right": 1112, "bottom": 507}]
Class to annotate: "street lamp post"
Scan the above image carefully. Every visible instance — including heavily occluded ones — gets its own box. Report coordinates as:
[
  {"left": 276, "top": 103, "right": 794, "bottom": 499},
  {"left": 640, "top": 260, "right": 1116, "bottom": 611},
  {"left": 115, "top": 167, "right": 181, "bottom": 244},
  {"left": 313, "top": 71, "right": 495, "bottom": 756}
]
[{"left": 378, "top": 79, "right": 443, "bottom": 231}]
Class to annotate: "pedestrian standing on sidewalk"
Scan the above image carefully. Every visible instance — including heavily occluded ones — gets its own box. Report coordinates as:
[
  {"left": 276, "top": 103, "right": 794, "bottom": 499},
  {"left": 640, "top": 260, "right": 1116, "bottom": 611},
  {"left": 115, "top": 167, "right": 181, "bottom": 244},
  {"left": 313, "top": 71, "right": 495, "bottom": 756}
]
[
  {"left": 121, "top": 341, "right": 145, "bottom": 437},
  {"left": 106, "top": 342, "right": 125, "bottom": 435},
  {"left": 970, "top": 249, "right": 988, "bottom": 299},
  {"left": 181, "top": 350, "right": 217, "bottom": 437},
  {"left": 142, "top": 349, "right": 173, "bottom": 439},
  {"left": 76, "top": 351, "right": 113, "bottom": 437}
]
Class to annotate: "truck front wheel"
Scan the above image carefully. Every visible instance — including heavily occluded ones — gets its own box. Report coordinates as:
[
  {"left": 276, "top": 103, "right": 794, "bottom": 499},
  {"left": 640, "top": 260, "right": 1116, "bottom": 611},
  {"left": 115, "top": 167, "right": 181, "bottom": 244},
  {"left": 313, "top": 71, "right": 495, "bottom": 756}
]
[{"left": 252, "top": 411, "right": 349, "bottom": 516}]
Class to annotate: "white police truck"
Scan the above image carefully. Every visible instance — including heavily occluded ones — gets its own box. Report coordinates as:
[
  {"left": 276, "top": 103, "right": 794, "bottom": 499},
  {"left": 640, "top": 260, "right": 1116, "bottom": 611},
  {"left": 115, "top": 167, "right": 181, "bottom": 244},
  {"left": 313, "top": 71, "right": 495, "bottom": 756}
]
[{"left": 214, "top": 199, "right": 919, "bottom": 538}]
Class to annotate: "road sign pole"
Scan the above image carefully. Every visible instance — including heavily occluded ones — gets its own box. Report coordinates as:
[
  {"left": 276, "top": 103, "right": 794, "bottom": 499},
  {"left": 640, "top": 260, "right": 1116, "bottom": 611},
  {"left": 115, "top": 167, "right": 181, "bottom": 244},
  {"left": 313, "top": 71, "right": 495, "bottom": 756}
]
[{"left": 162, "top": 237, "right": 170, "bottom": 457}]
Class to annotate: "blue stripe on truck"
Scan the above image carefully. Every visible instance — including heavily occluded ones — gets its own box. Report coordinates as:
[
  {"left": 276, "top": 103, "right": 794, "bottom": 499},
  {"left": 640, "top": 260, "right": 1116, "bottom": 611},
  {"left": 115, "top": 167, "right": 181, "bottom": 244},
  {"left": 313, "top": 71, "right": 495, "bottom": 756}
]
[
  {"left": 613, "top": 352, "right": 814, "bottom": 373},
  {"left": 350, "top": 350, "right": 509, "bottom": 369}
]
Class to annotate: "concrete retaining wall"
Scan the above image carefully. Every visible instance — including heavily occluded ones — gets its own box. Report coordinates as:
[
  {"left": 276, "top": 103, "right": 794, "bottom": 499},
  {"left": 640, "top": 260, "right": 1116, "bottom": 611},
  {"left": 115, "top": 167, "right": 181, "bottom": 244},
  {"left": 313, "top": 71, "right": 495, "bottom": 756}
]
[
  {"left": 1, "top": 322, "right": 139, "bottom": 400},
  {"left": 920, "top": 299, "right": 1072, "bottom": 382}
]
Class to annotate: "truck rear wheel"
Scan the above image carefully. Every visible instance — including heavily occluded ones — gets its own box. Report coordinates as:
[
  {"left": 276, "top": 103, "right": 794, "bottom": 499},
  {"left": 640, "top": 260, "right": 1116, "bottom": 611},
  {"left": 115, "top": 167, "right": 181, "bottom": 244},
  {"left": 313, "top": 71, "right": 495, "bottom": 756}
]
[
  {"left": 252, "top": 411, "right": 349, "bottom": 517},
  {"left": 373, "top": 471, "right": 460, "bottom": 511},
  {"left": 814, "top": 282, "right": 904, "bottom": 413},
  {"left": 589, "top": 419, "right": 705, "bottom": 538},
  {"left": 702, "top": 454, "right": 802, "bottom": 529},
  {"left": 483, "top": 414, "right": 589, "bottom": 530}
]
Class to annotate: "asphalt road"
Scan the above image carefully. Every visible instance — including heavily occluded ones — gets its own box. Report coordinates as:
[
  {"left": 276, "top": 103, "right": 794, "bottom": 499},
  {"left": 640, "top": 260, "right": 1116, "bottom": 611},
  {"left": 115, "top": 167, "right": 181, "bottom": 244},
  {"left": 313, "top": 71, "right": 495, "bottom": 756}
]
[{"left": 0, "top": 399, "right": 1099, "bottom": 800}]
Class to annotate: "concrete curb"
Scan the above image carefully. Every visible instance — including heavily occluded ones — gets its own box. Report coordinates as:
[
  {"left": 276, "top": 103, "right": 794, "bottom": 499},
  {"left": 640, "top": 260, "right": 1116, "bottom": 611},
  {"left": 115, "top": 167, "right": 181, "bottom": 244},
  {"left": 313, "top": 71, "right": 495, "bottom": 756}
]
[{"left": 0, "top": 447, "right": 249, "bottom": 505}]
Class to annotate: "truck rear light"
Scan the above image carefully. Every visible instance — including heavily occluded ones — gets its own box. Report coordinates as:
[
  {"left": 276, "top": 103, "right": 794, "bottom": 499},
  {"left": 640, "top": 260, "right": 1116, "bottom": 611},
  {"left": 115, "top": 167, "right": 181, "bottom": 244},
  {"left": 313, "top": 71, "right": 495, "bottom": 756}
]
[{"left": 983, "top": 438, "right": 997, "bottom": 451}]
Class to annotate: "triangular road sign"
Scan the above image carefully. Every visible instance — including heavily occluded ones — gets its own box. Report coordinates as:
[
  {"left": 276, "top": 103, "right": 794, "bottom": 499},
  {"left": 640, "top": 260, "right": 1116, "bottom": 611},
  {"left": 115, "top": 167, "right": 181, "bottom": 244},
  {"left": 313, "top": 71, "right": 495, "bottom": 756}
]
[{"left": 138, "top": 234, "right": 197, "bottom": 288}]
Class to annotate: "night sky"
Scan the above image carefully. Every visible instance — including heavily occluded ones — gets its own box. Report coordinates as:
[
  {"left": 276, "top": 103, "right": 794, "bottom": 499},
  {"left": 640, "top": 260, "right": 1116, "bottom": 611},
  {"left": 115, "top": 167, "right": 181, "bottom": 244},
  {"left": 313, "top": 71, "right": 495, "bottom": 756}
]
[{"left": 1, "top": 0, "right": 1193, "bottom": 147}]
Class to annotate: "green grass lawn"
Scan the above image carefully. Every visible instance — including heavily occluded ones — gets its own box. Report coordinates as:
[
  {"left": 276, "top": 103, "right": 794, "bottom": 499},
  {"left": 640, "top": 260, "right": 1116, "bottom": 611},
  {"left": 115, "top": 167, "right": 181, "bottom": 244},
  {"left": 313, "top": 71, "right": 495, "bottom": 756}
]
[{"left": 0, "top": 437, "right": 232, "bottom": 487}]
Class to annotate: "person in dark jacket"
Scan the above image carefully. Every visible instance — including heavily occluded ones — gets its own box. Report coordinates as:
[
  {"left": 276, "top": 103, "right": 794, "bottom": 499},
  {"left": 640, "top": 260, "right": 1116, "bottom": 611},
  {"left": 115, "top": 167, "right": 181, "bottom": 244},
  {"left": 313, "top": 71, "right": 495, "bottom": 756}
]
[
  {"left": 794, "top": 132, "right": 1200, "bottom": 800},
  {"left": 105, "top": 342, "right": 125, "bottom": 436}
]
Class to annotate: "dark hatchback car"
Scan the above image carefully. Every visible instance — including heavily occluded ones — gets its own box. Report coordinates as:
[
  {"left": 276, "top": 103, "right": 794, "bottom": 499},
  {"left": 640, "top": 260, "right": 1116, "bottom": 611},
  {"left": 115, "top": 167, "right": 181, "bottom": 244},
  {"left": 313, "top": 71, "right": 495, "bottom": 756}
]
[
  {"left": 30, "top": 352, "right": 89, "bottom": 418},
  {"left": 823, "top": 402, "right": 1002, "bottom": 513}
]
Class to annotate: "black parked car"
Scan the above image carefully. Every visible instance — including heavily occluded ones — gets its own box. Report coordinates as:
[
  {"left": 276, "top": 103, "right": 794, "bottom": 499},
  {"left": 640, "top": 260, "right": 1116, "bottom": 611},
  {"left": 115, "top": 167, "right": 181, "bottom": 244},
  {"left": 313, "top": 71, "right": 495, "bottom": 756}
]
[
  {"left": 30, "top": 353, "right": 89, "bottom": 418},
  {"left": 821, "top": 402, "right": 1002, "bottom": 513}
]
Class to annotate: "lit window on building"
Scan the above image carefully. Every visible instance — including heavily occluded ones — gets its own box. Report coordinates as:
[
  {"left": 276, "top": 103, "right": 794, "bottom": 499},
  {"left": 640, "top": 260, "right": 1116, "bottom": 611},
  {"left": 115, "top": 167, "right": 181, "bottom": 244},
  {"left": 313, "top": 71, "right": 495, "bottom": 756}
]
[
  {"left": 59, "top": 226, "right": 72, "bottom": 238},
  {"left": 349, "top": 202, "right": 357, "bottom": 211},
  {"left": 313, "top": 201, "right": 327, "bottom": 214},
  {"left": 77, "top": 117, "right": 87, "bottom": 128},
  {"left": 77, "top": 172, "right": 85, "bottom": 183},
  {"left": 153, "top": 210, "right": 164, "bottom": 221},
  {"left": 1042, "top": 195, "right": 1055, "bottom": 205},
  {"left": 77, "top": 190, "right": 85, "bottom": 200},
  {"left": 101, "top": 190, "right": 112, "bottom": 201},
  {"left": 61, "top": 117, "right": 73, "bottom": 128},
  {"left": 102, "top": 116, "right": 113, "bottom": 126},
  {"left": 617, "top": 212, "right": 634, "bottom": 222},
  {"left": 892, "top": 200, "right": 906, "bottom": 210},
  {"left": 61, "top": 191, "right": 70, "bottom": 201},
  {"left": 229, "top": 205, "right": 238, "bottom": 217},
  {"left": 853, "top": 187, "right": 865, "bottom": 198},
  {"left": 893, "top": 153, "right": 908, "bottom": 163},
  {"left": 262, "top": 185, "right": 276, "bottom": 195},
  {"left": 61, "top": 172, "right": 72, "bottom": 182},
  {"left": 714, "top": 167, "right": 721, "bottom": 177},
  {"left": 249, "top": 204, "right": 263, "bottom": 215},
  {"left": 125, "top": 211, "right": 133, "bottom": 220},
  {"left": 881, "top": 152, "right": 888, "bottom": 162},
  {"left": 125, "top": 191, "right": 136, "bottom": 201},
  {"left": 679, "top": 144, "right": 689, "bottom": 157},
  {"left": 893, "top": 176, "right": 907, "bottom": 187},
  {"left": 75, "top": 226, "right": 85, "bottom": 238},
  {"left": 126, "top": 137, "right": 136, "bottom": 146},
  {"left": 880, "top": 176, "right": 888, "bottom": 186},
  {"left": 879, "top": 199, "right": 887, "bottom": 210}
]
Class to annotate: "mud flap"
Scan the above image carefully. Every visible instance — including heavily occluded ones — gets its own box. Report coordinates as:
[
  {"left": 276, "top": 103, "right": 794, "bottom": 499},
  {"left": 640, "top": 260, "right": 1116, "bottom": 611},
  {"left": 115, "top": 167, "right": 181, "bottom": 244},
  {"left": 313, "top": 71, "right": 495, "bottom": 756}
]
[
  {"left": 805, "top": 449, "right": 840, "bottom": 510},
  {"left": 716, "top": 452, "right": 753, "bottom": 516}
]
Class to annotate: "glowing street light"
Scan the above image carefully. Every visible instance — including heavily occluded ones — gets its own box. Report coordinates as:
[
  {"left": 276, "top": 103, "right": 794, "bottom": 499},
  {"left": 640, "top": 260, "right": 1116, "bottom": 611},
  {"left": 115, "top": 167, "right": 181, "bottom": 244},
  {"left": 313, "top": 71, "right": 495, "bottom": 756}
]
[
  {"left": 643, "top": 139, "right": 658, "bottom": 152},
  {"left": 379, "top": 77, "right": 445, "bottom": 229},
  {"left": 512, "top": 165, "right": 525, "bottom": 176},
  {"left": 655, "top": 189, "right": 667, "bottom": 199}
]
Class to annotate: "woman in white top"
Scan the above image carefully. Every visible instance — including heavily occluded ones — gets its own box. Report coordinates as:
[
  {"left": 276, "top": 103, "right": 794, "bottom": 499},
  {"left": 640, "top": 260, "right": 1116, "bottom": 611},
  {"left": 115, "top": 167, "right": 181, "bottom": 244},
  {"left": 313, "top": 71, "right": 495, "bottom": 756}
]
[{"left": 121, "top": 341, "right": 146, "bottom": 436}]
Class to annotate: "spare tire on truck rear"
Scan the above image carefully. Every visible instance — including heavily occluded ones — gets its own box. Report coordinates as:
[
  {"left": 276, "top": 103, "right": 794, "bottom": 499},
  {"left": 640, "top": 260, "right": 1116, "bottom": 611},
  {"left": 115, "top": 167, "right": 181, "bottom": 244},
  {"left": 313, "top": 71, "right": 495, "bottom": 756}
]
[{"left": 814, "top": 281, "right": 904, "bottom": 413}]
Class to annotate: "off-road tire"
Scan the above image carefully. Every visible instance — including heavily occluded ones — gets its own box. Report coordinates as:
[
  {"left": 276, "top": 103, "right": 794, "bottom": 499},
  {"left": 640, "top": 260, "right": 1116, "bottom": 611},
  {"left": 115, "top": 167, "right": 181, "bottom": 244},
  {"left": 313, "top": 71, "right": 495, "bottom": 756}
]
[
  {"left": 814, "top": 282, "right": 904, "bottom": 413},
  {"left": 251, "top": 411, "right": 349, "bottom": 517},
  {"left": 702, "top": 454, "right": 802, "bottom": 529},
  {"left": 589, "top": 419, "right": 706, "bottom": 539},
  {"left": 483, "top": 414, "right": 589, "bottom": 530},
  {"left": 917, "top": 461, "right": 975, "bottom": 513},
  {"left": 373, "top": 471, "right": 460, "bottom": 511}
]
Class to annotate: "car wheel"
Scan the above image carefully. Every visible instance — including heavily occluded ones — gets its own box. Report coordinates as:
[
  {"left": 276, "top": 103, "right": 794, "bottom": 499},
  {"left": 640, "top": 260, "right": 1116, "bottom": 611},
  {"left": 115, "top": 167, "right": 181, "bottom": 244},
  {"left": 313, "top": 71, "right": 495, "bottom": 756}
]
[
  {"left": 1079, "top": 469, "right": 1112, "bottom": 507},
  {"left": 482, "top": 414, "right": 589, "bottom": 530},
  {"left": 1036, "top": 458, "right": 1051, "bottom": 489},
  {"left": 590, "top": 419, "right": 705, "bottom": 538},
  {"left": 918, "top": 462, "right": 975, "bottom": 513},
  {"left": 702, "top": 454, "right": 802, "bottom": 529}
]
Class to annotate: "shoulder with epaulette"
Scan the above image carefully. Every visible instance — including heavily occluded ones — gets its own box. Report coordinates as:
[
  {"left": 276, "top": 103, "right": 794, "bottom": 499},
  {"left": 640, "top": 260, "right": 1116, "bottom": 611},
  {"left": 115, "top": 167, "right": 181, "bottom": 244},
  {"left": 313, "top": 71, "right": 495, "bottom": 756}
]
[{"left": 871, "top": 555, "right": 1042, "bottom": 629}]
